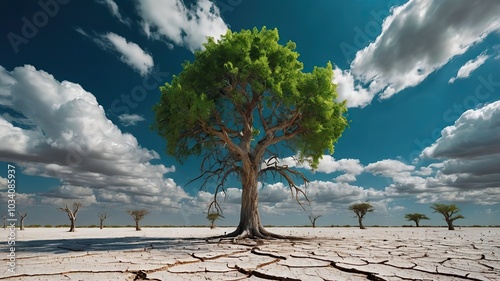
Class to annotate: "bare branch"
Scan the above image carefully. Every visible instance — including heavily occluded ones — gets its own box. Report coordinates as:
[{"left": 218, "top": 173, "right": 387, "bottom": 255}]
[
  {"left": 17, "top": 212, "right": 28, "bottom": 219},
  {"left": 98, "top": 213, "right": 108, "bottom": 220},
  {"left": 259, "top": 162, "right": 309, "bottom": 208},
  {"left": 127, "top": 209, "right": 149, "bottom": 222}
]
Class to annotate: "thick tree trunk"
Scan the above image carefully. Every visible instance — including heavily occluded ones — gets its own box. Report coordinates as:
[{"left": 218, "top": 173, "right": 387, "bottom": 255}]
[
  {"left": 358, "top": 217, "right": 365, "bottom": 229},
  {"left": 69, "top": 218, "right": 76, "bottom": 232},
  {"left": 225, "top": 164, "right": 284, "bottom": 239},
  {"left": 446, "top": 220, "right": 454, "bottom": 230},
  {"left": 210, "top": 221, "right": 215, "bottom": 229},
  {"left": 415, "top": 220, "right": 420, "bottom": 227},
  {"left": 100, "top": 220, "right": 104, "bottom": 230},
  {"left": 20, "top": 218, "right": 25, "bottom": 231},
  {"left": 135, "top": 220, "right": 141, "bottom": 231}
]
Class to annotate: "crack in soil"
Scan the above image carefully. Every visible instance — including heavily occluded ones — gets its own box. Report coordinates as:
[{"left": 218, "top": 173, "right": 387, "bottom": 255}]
[
  {"left": 0, "top": 270, "right": 135, "bottom": 280},
  {"left": 4, "top": 232, "right": 499, "bottom": 281}
]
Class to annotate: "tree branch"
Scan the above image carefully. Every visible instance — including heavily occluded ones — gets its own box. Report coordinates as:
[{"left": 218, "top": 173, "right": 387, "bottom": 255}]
[{"left": 259, "top": 163, "right": 309, "bottom": 208}]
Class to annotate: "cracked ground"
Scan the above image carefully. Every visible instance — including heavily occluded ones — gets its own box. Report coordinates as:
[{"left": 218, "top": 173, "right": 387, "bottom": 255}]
[{"left": 1, "top": 227, "right": 499, "bottom": 280}]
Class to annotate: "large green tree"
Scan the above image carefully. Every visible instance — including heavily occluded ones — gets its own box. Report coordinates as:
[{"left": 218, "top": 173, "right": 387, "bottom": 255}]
[
  {"left": 153, "top": 27, "right": 348, "bottom": 239},
  {"left": 430, "top": 203, "right": 464, "bottom": 230}
]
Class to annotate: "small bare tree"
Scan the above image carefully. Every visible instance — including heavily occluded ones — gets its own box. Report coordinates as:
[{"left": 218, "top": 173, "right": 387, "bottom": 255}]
[
  {"left": 207, "top": 212, "right": 224, "bottom": 229},
  {"left": 59, "top": 202, "right": 82, "bottom": 232},
  {"left": 308, "top": 214, "right": 322, "bottom": 228},
  {"left": 98, "top": 213, "right": 108, "bottom": 229},
  {"left": 127, "top": 209, "right": 149, "bottom": 231},
  {"left": 18, "top": 212, "right": 28, "bottom": 231},
  {"left": 2, "top": 214, "right": 6, "bottom": 230},
  {"left": 348, "top": 202, "right": 374, "bottom": 229}
]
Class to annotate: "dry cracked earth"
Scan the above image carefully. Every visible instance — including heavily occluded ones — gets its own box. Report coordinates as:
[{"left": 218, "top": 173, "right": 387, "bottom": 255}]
[{"left": 1, "top": 227, "right": 499, "bottom": 280}]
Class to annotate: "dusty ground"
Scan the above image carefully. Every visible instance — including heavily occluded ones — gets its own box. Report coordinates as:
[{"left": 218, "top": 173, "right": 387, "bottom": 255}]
[{"left": 1, "top": 227, "right": 499, "bottom": 280}]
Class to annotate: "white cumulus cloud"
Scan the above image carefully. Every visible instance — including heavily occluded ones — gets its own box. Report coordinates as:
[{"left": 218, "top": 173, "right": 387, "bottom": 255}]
[
  {"left": 136, "top": 0, "right": 228, "bottom": 52},
  {"left": 0, "top": 65, "right": 186, "bottom": 207},
  {"left": 345, "top": 0, "right": 500, "bottom": 105},
  {"left": 333, "top": 66, "right": 374, "bottom": 108},
  {"left": 422, "top": 101, "right": 500, "bottom": 159}
]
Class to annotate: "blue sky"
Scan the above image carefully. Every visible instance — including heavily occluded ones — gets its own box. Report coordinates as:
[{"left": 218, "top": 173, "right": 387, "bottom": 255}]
[{"left": 0, "top": 0, "right": 499, "bottom": 227}]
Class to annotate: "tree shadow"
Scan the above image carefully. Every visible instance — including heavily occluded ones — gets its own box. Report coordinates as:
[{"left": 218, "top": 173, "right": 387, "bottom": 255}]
[{"left": 16, "top": 236, "right": 214, "bottom": 254}]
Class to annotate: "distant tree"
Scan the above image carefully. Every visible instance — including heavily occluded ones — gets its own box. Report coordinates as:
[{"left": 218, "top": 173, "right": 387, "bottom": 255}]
[
  {"left": 348, "top": 203, "right": 374, "bottom": 229},
  {"left": 308, "top": 214, "right": 322, "bottom": 228},
  {"left": 98, "top": 213, "right": 109, "bottom": 230},
  {"left": 127, "top": 209, "right": 149, "bottom": 231},
  {"left": 430, "top": 203, "right": 464, "bottom": 230},
  {"left": 404, "top": 213, "right": 429, "bottom": 227},
  {"left": 2, "top": 214, "right": 6, "bottom": 229},
  {"left": 59, "top": 202, "right": 82, "bottom": 232},
  {"left": 206, "top": 212, "right": 224, "bottom": 229},
  {"left": 17, "top": 212, "right": 28, "bottom": 231},
  {"left": 152, "top": 27, "right": 348, "bottom": 239}
]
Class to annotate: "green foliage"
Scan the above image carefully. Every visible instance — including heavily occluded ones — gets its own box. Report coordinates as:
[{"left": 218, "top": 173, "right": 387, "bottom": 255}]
[
  {"left": 404, "top": 213, "right": 430, "bottom": 221},
  {"left": 207, "top": 213, "right": 224, "bottom": 224},
  {"left": 152, "top": 27, "right": 347, "bottom": 168},
  {"left": 348, "top": 203, "right": 374, "bottom": 218},
  {"left": 430, "top": 203, "right": 464, "bottom": 222},
  {"left": 207, "top": 212, "right": 224, "bottom": 221},
  {"left": 207, "top": 212, "right": 224, "bottom": 228},
  {"left": 405, "top": 213, "right": 429, "bottom": 226}
]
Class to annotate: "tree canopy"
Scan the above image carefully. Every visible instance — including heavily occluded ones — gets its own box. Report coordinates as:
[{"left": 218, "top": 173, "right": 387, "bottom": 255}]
[
  {"left": 127, "top": 209, "right": 149, "bottom": 222},
  {"left": 152, "top": 27, "right": 348, "bottom": 239},
  {"left": 348, "top": 203, "right": 374, "bottom": 218},
  {"left": 404, "top": 213, "right": 429, "bottom": 227},
  {"left": 127, "top": 209, "right": 150, "bottom": 231},
  {"left": 348, "top": 203, "right": 374, "bottom": 229},
  {"left": 153, "top": 26, "right": 346, "bottom": 167},
  {"left": 207, "top": 212, "right": 224, "bottom": 229},
  {"left": 430, "top": 203, "right": 464, "bottom": 230}
]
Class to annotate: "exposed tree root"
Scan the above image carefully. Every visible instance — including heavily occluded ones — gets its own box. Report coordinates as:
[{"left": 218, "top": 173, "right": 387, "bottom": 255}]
[
  {"left": 251, "top": 247, "right": 287, "bottom": 260},
  {"left": 190, "top": 249, "right": 250, "bottom": 262},
  {"left": 230, "top": 264, "right": 301, "bottom": 281},
  {"left": 208, "top": 225, "right": 306, "bottom": 242},
  {"left": 330, "top": 262, "right": 386, "bottom": 281}
]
